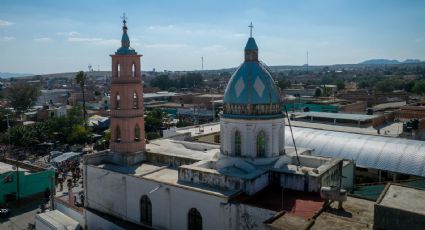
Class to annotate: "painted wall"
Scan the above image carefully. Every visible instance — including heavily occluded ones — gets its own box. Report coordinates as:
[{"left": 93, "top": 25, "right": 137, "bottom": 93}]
[{"left": 0, "top": 169, "right": 54, "bottom": 204}]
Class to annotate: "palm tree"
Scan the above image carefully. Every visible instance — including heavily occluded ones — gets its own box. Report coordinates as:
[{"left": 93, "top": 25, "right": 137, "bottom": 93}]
[{"left": 75, "top": 71, "right": 87, "bottom": 128}]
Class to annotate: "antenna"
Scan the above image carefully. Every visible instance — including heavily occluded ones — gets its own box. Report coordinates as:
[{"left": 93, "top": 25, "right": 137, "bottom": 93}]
[
  {"left": 284, "top": 105, "right": 301, "bottom": 167},
  {"left": 306, "top": 50, "right": 309, "bottom": 73}
]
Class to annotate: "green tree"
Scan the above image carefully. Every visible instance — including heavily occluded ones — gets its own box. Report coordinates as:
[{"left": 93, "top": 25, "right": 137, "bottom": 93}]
[
  {"left": 6, "top": 82, "right": 40, "bottom": 114},
  {"left": 412, "top": 81, "right": 425, "bottom": 95},
  {"left": 75, "top": 71, "right": 88, "bottom": 128},
  {"left": 277, "top": 77, "right": 291, "bottom": 89},
  {"left": 67, "top": 125, "right": 90, "bottom": 144}
]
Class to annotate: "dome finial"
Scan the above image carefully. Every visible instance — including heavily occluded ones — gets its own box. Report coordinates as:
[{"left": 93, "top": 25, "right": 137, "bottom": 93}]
[
  {"left": 249, "top": 22, "right": 254, "bottom": 38},
  {"left": 121, "top": 13, "right": 127, "bottom": 27},
  {"left": 115, "top": 13, "right": 137, "bottom": 55}
]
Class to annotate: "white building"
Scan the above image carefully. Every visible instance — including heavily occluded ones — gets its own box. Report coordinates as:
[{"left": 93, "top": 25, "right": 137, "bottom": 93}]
[{"left": 83, "top": 22, "right": 347, "bottom": 230}]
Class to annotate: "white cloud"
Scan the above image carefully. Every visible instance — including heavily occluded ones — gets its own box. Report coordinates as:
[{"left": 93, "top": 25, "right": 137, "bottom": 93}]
[
  {"left": 33, "top": 37, "right": 53, "bottom": 42},
  {"left": 0, "top": 20, "right": 14, "bottom": 27},
  {"left": 56, "top": 31, "right": 81, "bottom": 37},
  {"left": 68, "top": 31, "right": 80, "bottom": 37},
  {"left": 0, "top": 36, "right": 15, "bottom": 42},
  {"left": 67, "top": 37, "right": 120, "bottom": 46},
  {"left": 144, "top": 43, "right": 187, "bottom": 49},
  {"left": 147, "top": 25, "right": 176, "bottom": 31}
]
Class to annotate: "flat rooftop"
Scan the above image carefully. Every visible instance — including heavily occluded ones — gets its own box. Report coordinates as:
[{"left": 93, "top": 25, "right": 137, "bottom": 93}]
[
  {"left": 96, "top": 162, "right": 238, "bottom": 198},
  {"left": 0, "top": 161, "right": 29, "bottom": 174},
  {"left": 234, "top": 186, "right": 324, "bottom": 219},
  {"left": 146, "top": 139, "right": 219, "bottom": 161},
  {"left": 36, "top": 210, "right": 79, "bottom": 229},
  {"left": 294, "top": 111, "right": 379, "bottom": 121},
  {"left": 310, "top": 196, "right": 375, "bottom": 230},
  {"left": 378, "top": 184, "right": 425, "bottom": 215},
  {"left": 174, "top": 122, "right": 220, "bottom": 137}
]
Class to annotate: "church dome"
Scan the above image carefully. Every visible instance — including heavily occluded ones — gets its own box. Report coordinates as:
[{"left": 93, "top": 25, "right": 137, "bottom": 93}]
[{"left": 222, "top": 36, "right": 282, "bottom": 119}]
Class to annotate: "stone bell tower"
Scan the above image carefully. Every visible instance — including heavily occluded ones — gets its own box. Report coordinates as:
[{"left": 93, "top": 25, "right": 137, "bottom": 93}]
[{"left": 109, "top": 15, "right": 145, "bottom": 165}]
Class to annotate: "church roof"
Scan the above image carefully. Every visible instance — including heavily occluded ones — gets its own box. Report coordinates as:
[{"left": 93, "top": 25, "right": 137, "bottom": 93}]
[
  {"left": 115, "top": 17, "right": 137, "bottom": 55},
  {"left": 223, "top": 37, "right": 280, "bottom": 105},
  {"left": 244, "top": 37, "right": 258, "bottom": 50}
]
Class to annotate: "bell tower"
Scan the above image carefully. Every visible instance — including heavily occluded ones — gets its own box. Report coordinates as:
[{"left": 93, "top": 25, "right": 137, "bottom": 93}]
[{"left": 109, "top": 15, "right": 145, "bottom": 165}]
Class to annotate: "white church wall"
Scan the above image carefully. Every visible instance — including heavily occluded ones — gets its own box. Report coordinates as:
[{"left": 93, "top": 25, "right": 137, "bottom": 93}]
[
  {"left": 86, "top": 165, "right": 231, "bottom": 230},
  {"left": 85, "top": 165, "right": 128, "bottom": 218},
  {"left": 221, "top": 118, "right": 285, "bottom": 158}
]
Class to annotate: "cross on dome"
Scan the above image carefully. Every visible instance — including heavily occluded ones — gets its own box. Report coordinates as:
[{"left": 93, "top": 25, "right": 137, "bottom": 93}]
[{"left": 249, "top": 22, "right": 254, "bottom": 38}]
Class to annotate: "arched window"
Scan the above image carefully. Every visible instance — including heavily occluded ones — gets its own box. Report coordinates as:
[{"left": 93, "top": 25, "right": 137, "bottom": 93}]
[
  {"left": 140, "top": 195, "right": 152, "bottom": 226},
  {"left": 188, "top": 208, "right": 202, "bottom": 230},
  {"left": 132, "top": 63, "right": 136, "bottom": 78},
  {"left": 133, "top": 92, "right": 138, "bottom": 109},
  {"left": 135, "top": 124, "right": 140, "bottom": 141},
  {"left": 115, "top": 94, "right": 120, "bottom": 109},
  {"left": 115, "top": 126, "right": 121, "bottom": 142},
  {"left": 256, "top": 131, "right": 266, "bottom": 157},
  {"left": 117, "top": 63, "right": 121, "bottom": 78},
  {"left": 234, "top": 130, "right": 241, "bottom": 156}
]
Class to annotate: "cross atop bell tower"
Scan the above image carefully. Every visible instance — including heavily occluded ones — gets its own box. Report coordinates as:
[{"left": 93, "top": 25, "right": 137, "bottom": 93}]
[
  {"left": 109, "top": 15, "right": 145, "bottom": 166},
  {"left": 249, "top": 22, "right": 254, "bottom": 38}
]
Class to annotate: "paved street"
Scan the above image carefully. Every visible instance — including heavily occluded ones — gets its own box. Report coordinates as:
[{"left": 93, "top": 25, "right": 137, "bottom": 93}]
[{"left": 0, "top": 201, "right": 41, "bottom": 230}]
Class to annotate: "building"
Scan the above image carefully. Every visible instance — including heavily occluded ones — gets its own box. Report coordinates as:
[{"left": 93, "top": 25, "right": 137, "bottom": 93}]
[
  {"left": 374, "top": 184, "right": 425, "bottom": 230},
  {"left": 109, "top": 16, "right": 145, "bottom": 165},
  {"left": 83, "top": 22, "right": 346, "bottom": 230},
  {"left": 0, "top": 159, "right": 55, "bottom": 205}
]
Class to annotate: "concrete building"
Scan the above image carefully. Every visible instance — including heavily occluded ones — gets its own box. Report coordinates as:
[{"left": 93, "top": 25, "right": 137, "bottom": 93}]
[
  {"left": 0, "top": 159, "right": 55, "bottom": 205},
  {"left": 374, "top": 184, "right": 425, "bottom": 230},
  {"left": 83, "top": 23, "right": 346, "bottom": 230}
]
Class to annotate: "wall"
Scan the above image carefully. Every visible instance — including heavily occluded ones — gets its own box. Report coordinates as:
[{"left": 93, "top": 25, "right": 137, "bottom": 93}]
[
  {"left": 374, "top": 204, "right": 425, "bottom": 230},
  {"left": 85, "top": 165, "right": 231, "bottom": 230},
  {"left": 0, "top": 169, "right": 54, "bottom": 204},
  {"left": 179, "top": 165, "right": 269, "bottom": 195},
  {"left": 220, "top": 117, "right": 285, "bottom": 158},
  {"left": 55, "top": 198, "right": 85, "bottom": 226},
  {"left": 339, "top": 101, "right": 367, "bottom": 113},
  {"left": 227, "top": 203, "right": 277, "bottom": 230}
]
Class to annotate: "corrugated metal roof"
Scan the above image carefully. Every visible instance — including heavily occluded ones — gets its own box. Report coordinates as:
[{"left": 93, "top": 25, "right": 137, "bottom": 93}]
[
  {"left": 285, "top": 126, "right": 425, "bottom": 177},
  {"left": 296, "top": 112, "right": 378, "bottom": 121}
]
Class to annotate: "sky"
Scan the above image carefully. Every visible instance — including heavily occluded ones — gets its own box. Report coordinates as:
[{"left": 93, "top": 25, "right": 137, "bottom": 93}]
[{"left": 0, "top": 0, "right": 425, "bottom": 74}]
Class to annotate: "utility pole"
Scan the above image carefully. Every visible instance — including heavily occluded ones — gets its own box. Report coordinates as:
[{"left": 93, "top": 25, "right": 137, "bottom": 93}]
[
  {"left": 16, "top": 160, "right": 19, "bottom": 204},
  {"left": 50, "top": 175, "right": 55, "bottom": 210}
]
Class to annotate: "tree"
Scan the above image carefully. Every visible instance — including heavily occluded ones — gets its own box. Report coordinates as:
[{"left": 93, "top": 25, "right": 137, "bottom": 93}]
[
  {"left": 75, "top": 71, "right": 88, "bottom": 128},
  {"left": 6, "top": 82, "right": 40, "bottom": 114},
  {"left": 412, "top": 80, "right": 425, "bottom": 95},
  {"left": 277, "top": 77, "right": 291, "bottom": 89}
]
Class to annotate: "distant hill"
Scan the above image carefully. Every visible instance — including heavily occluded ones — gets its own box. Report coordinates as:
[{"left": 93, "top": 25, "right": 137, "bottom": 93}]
[
  {"left": 0, "top": 72, "right": 33, "bottom": 78},
  {"left": 359, "top": 59, "right": 422, "bottom": 65}
]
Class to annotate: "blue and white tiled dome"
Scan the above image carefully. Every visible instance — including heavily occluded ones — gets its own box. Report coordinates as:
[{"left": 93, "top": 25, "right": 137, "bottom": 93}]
[{"left": 222, "top": 37, "right": 282, "bottom": 119}]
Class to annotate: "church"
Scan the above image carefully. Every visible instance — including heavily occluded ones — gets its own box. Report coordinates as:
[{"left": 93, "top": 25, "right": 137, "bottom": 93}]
[{"left": 83, "top": 18, "right": 347, "bottom": 230}]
